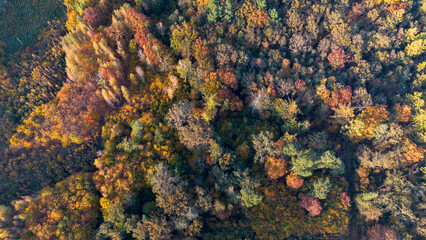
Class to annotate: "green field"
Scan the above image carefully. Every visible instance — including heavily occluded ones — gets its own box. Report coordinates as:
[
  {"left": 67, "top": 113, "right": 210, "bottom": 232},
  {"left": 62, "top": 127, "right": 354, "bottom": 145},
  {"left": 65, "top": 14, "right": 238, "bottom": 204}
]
[{"left": 0, "top": 0, "right": 65, "bottom": 54}]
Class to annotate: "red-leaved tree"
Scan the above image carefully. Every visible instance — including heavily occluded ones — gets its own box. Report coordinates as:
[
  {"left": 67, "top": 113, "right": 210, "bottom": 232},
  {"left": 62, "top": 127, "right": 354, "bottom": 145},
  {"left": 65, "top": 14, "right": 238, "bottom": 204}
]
[
  {"left": 299, "top": 194, "right": 322, "bottom": 217},
  {"left": 367, "top": 224, "right": 399, "bottom": 240},
  {"left": 83, "top": 7, "right": 103, "bottom": 28},
  {"left": 327, "top": 48, "right": 351, "bottom": 70}
]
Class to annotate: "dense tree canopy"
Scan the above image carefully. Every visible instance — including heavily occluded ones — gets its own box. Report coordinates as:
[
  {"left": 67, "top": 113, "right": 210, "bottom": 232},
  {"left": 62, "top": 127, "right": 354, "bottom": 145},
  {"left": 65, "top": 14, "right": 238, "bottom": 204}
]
[{"left": 0, "top": 0, "right": 426, "bottom": 239}]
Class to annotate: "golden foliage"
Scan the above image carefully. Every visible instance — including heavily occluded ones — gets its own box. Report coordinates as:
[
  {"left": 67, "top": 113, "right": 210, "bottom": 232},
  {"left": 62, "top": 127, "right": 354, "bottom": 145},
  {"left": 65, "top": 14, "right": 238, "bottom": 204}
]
[
  {"left": 240, "top": 2, "right": 270, "bottom": 27},
  {"left": 286, "top": 172, "right": 304, "bottom": 189},
  {"left": 346, "top": 105, "right": 389, "bottom": 142},
  {"left": 393, "top": 103, "right": 411, "bottom": 122},
  {"left": 24, "top": 173, "right": 100, "bottom": 240},
  {"left": 399, "top": 139, "right": 425, "bottom": 164},
  {"left": 264, "top": 157, "right": 288, "bottom": 180},
  {"left": 196, "top": 0, "right": 210, "bottom": 8}
]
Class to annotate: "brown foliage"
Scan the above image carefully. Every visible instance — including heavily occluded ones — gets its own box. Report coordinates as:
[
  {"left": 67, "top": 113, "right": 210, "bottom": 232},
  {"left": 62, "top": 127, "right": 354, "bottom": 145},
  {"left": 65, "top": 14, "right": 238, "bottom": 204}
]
[
  {"left": 125, "top": 8, "right": 148, "bottom": 30},
  {"left": 367, "top": 224, "right": 399, "bottom": 240},
  {"left": 387, "top": 3, "right": 408, "bottom": 14},
  {"left": 83, "top": 7, "right": 103, "bottom": 28},
  {"left": 48, "top": 82, "right": 106, "bottom": 143},
  {"left": 240, "top": 2, "right": 269, "bottom": 27},
  {"left": 194, "top": 38, "right": 213, "bottom": 70},
  {"left": 236, "top": 143, "right": 250, "bottom": 162},
  {"left": 360, "top": 105, "right": 390, "bottom": 124},
  {"left": 103, "top": 18, "right": 130, "bottom": 42},
  {"left": 325, "top": 86, "right": 352, "bottom": 109},
  {"left": 286, "top": 172, "right": 304, "bottom": 189},
  {"left": 264, "top": 157, "right": 288, "bottom": 180},
  {"left": 299, "top": 194, "right": 322, "bottom": 217},
  {"left": 340, "top": 192, "right": 351, "bottom": 206},
  {"left": 348, "top": 3, "right": 366, "bottom": 21},
  {"left": 294, "top": 79, "right": 306, "bottom": 91},
  {"left": 99, "top": 66, "right": 117, "bottom": 80},
  {"left": 91, "top": 32, "right": 105, "bottom": 43},
  {"left": 134, "top": 28, "right": 150, "bottom": 46},
  {"left": 215, "top": 210, "right": 231, "bottom": 221},
  {"left": 399, "top": 139, "right": 425, "bottom": 164},
  {"left": 393, "top": 103, "right": 411, "bottom": 122},
  {"left": 217, "top": 66, "right": 238, "bottom": 90},
  {"left": 327, "top": 48, "right": 351, "bottom": 70},
  {"left": 217, "top": 89, "right": 243, "bottom": 111}
]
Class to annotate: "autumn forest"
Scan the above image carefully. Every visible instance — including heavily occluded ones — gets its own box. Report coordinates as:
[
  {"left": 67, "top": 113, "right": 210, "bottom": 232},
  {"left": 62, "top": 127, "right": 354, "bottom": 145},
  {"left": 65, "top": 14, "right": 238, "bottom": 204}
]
[{"left": 0, "top": 0, "right": 426, "bottom": 239}]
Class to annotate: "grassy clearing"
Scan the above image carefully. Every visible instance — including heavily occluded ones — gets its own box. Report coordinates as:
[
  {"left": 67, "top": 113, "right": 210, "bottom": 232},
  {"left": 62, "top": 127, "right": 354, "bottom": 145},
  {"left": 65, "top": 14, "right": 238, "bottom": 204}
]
[{"left": 0, "top": 0, "right": 65, "bottom": 54}]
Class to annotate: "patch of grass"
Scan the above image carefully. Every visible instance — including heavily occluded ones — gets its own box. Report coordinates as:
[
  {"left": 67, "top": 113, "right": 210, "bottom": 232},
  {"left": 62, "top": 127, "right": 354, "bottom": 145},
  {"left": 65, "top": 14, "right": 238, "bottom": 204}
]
[{"left": 0, "top": 0, "right": 65, "bottom": 54}]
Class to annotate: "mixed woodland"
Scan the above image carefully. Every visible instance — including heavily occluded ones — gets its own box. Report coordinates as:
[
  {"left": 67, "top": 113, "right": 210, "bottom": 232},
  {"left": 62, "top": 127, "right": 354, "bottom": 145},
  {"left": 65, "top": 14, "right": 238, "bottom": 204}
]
[{"left": 0, "top": 0, "right": 426, "bottom": 239}]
